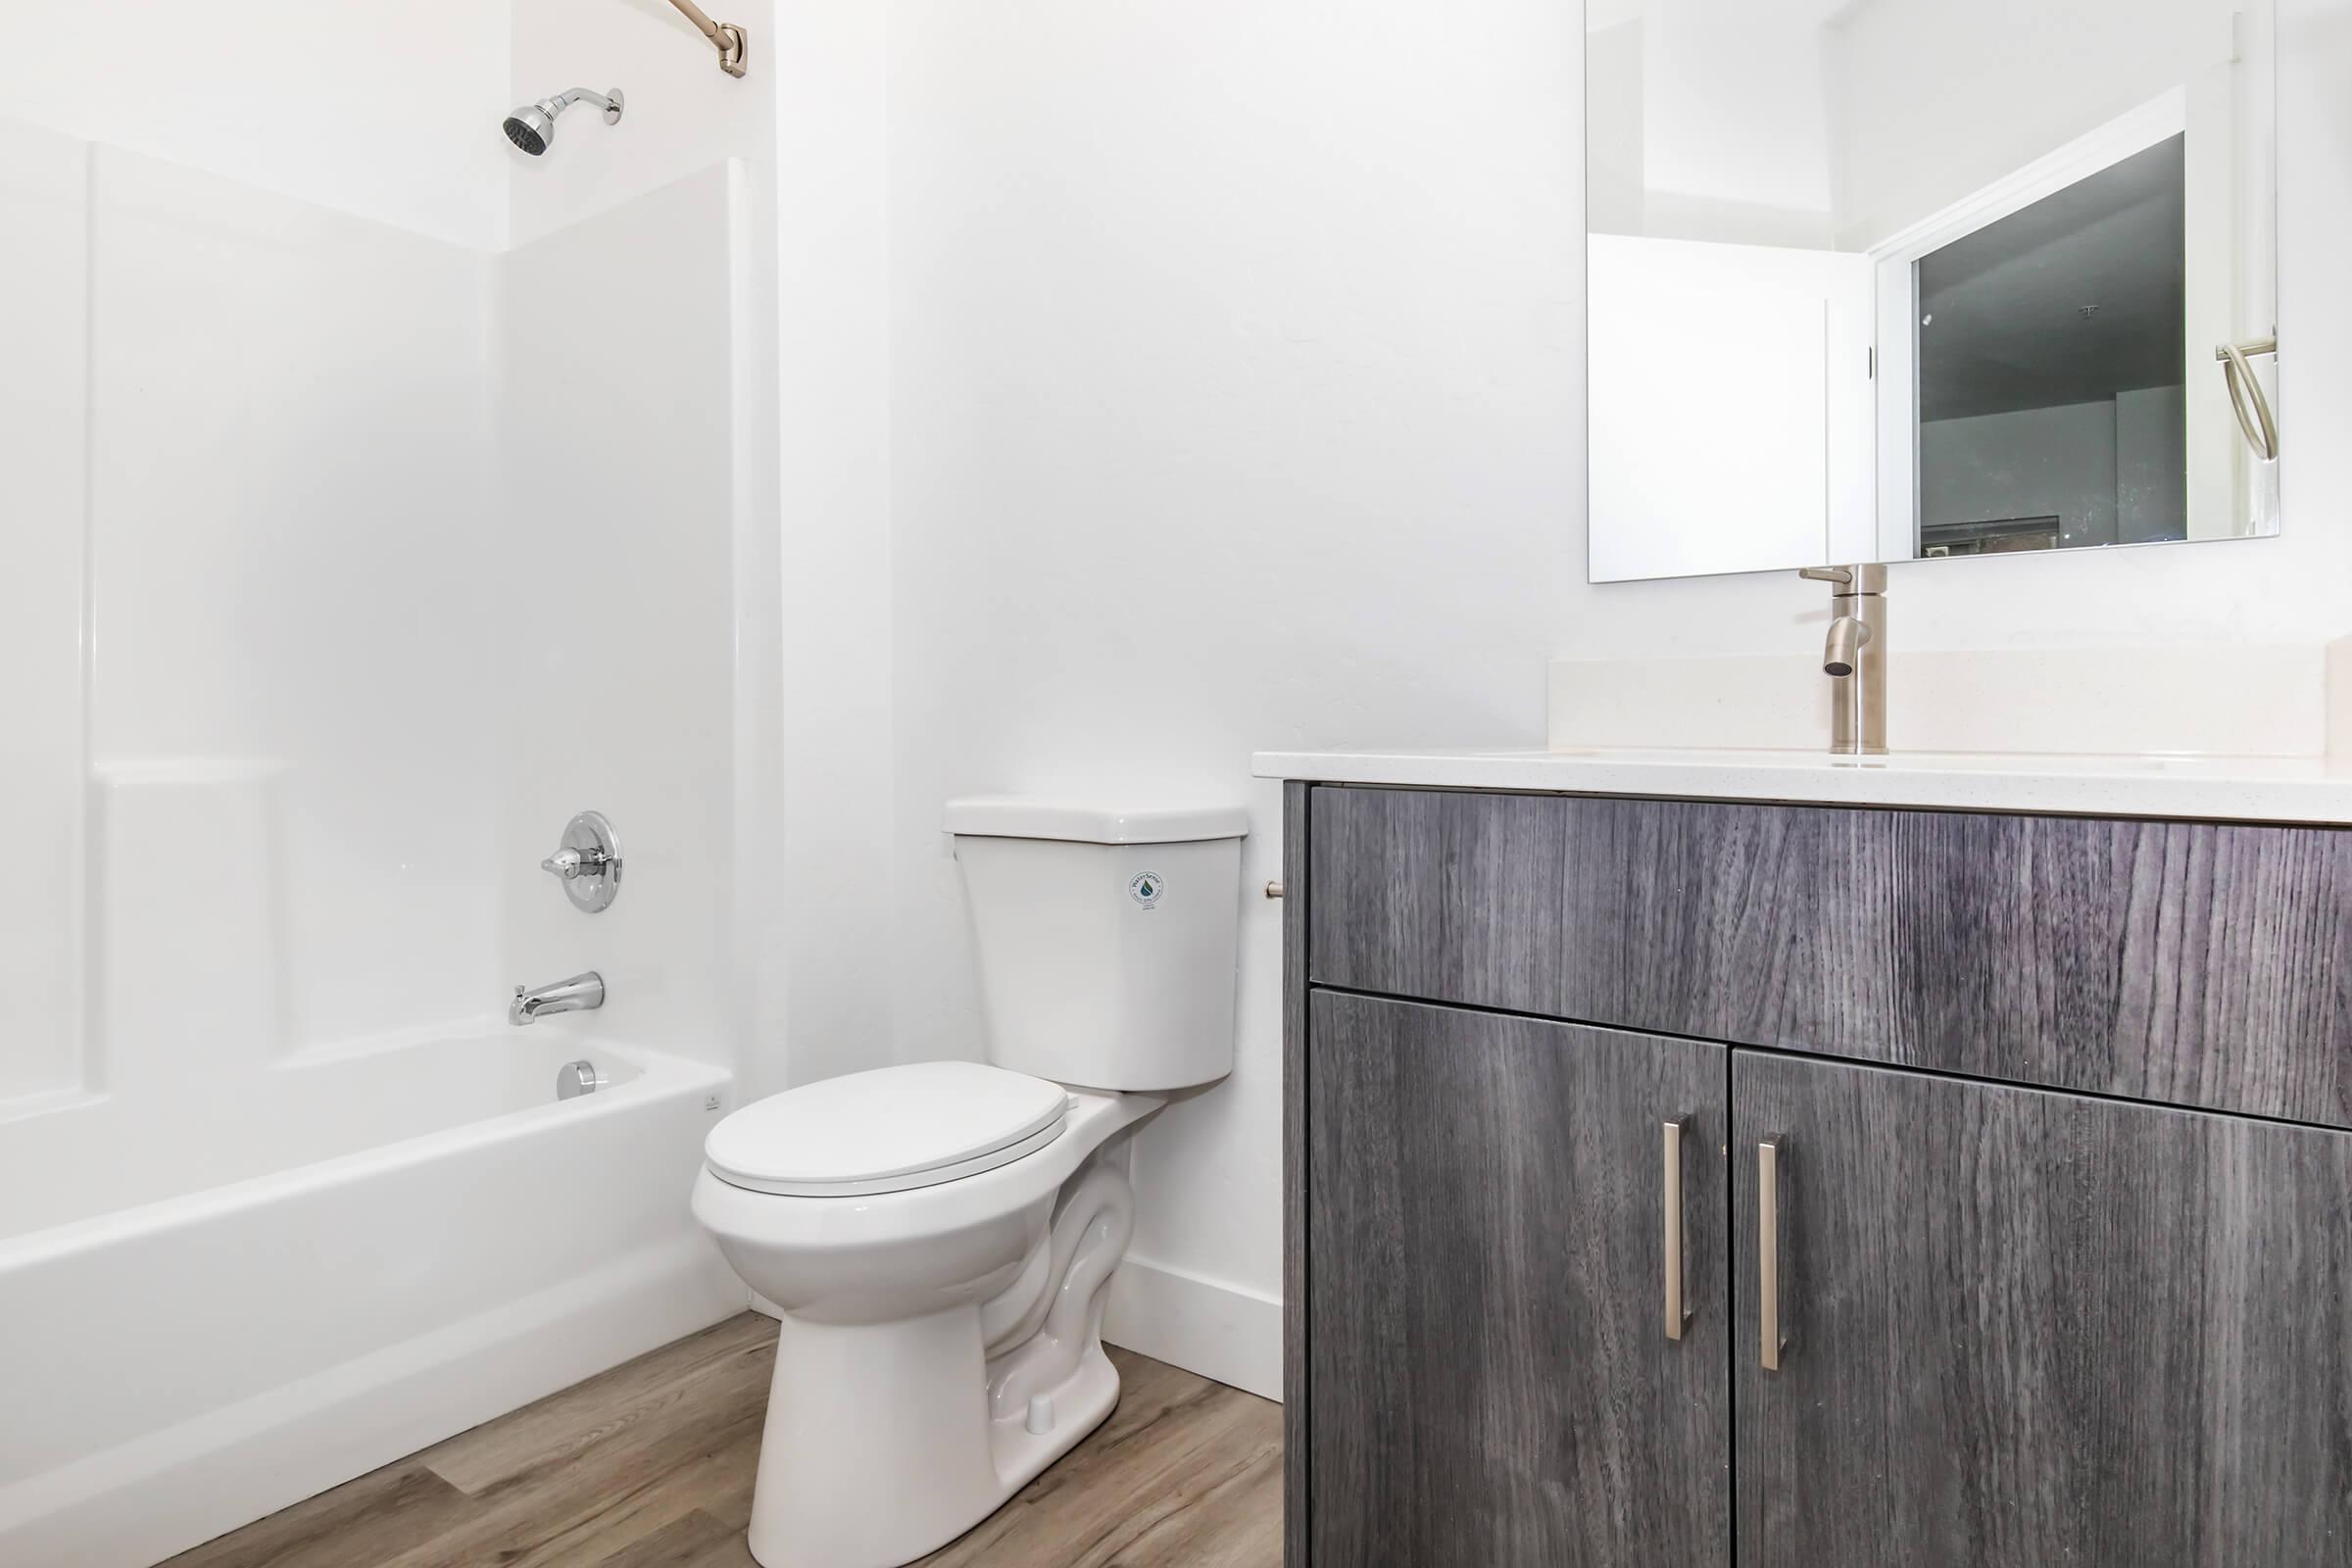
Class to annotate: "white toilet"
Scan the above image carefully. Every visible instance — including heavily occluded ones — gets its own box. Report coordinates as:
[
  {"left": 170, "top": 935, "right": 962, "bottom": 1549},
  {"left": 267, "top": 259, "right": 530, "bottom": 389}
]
[{"left": 692, "top": 797, "right": 1247, "bottom": 1568}]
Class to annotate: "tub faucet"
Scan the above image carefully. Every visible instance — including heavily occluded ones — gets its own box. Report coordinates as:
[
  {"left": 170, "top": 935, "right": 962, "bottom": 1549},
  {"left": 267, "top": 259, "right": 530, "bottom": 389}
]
[
  {"left": 1797, "top": 564, "right": 1887, "bottom": 756},
  {"left": 510, "top": 971, "right": 606, "bottom": 1026}
]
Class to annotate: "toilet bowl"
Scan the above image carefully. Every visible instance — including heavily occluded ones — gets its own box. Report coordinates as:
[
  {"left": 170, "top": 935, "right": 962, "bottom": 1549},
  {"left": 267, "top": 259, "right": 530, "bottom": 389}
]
[
  {"left": 693, "top": 798, "right": 1247, "bottom": 1568},
  {"left": 693, "top": 1069, "right": 1162, "bottom": 1568}
]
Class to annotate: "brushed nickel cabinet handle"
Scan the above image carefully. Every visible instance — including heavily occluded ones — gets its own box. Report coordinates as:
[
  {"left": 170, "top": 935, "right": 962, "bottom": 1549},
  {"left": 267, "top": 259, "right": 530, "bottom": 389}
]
[
  {"left": 1760, "top": 1135, "right": 1788, "bottom": 1372},
  {"left": 1664, "top": 1114, "right": 1693, "bottom": 1341}
]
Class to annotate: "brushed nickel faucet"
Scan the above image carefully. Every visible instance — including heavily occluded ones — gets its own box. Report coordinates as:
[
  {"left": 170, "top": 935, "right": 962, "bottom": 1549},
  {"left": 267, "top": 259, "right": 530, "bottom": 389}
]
[
  {"left": 510, "top": 972, "right": 606, "bottom": 1026},
  {"left": 1797, "top": 564, "right": 1886, "bottom": 755}
]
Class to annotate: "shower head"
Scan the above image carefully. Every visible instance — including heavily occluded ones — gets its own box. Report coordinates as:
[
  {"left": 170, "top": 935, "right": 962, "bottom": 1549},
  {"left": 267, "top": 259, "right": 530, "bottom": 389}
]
[{"left": 502, "top": 87, "right": 623, "bottom": 157}]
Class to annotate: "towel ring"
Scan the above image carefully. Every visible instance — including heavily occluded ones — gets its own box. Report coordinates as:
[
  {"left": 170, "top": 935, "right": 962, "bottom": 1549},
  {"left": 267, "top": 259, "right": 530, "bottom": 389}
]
[{"left": 2216, "top": 337, "right": 2279, "bottom": 463}]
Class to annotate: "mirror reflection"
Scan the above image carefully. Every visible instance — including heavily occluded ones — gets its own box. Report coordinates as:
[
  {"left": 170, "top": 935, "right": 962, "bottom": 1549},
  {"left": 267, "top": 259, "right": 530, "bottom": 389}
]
[{"left": 1586, "top": 0, "right": 2278, "bottom": 583}]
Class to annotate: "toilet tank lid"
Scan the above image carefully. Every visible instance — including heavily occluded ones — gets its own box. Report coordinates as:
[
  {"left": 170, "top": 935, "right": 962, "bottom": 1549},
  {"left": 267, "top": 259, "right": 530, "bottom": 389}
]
[{"left": 943, "top": 798, "right": 1249, "bottom": 845}]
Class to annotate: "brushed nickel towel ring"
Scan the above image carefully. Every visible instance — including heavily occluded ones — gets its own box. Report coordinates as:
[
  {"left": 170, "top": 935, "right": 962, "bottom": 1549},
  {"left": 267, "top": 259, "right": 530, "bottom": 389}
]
[{"left": 2217, "top": 336, "right": 2279, "bottom": 463}]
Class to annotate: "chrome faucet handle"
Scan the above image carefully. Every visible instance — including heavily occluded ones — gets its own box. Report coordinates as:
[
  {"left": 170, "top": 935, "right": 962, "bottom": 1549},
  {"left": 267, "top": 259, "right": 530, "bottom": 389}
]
[
  {"left": 540, "top": 846, "right": 606, "bottom": 881},
  {"left": 1798, "top": 565, "right": 1855, "bottom": 585},
  {"left": 538, "top": 811, "right": 622, "bottom": 912}
]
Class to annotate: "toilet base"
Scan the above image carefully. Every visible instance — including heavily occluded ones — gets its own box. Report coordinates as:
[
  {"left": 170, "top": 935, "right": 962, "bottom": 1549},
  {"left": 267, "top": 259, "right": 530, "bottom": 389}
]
[{"left": 744, "top": 1306, "right": 1120, "bottom": 1568}]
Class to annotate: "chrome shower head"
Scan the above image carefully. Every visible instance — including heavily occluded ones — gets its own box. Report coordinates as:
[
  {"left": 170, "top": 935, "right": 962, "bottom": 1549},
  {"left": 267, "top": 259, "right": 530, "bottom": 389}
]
[
  {"left": 502, "top": 87, "right": 623, "bottom": 157},
  {"left": 501, "top": 105, "right": 555, "bottom": 156}
]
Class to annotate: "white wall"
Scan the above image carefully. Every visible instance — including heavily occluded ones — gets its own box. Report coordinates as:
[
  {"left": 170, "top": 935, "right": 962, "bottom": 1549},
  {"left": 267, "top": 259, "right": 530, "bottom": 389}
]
[
  {"left": 1638, "top": 1, "right": 1839, "bottom": 246},
  {"left": 86, "top": 151, "right": 503, "bottom": 1056},
  {"left": 888, "top": 0, "right": 1583, "bottom": 1386},
  {"left": 1590, "top": 233, "right": 1876, "bottom": 578},
  {"left": 1586, "top": 22, "right": 1646, "bottom": 236},
  {"left": 766, "top": 0, "right": 898, "bottom": 1097},
  {"left": 499, "top": 1, "right": 782, "bottom": 1087},
  {"left": 1833, "top": 0, "right": 2248, "bottom": 248},
  {"left": 2118, "top": 383, "right": 2191, "bottom": 543},
  {"left": 0, "top": 3, "right": 513, "bottom": 1098},
  {"left": 1920, "top": 401, "right": 2119, "bottom": 550},
  {"left": 496, "top": 168, "right": 748, "bottom": 1071},
  {"left": 0, "top": 122, "right": 89, "bottom": 1103},
  {"left": 1, "top": 107, "right": 513, "bottom": 1106},
  {"left": 0, "top": 122, "right": 510, "bottom": 1099},
  {"left": 501, "top": 0, "right": 880, "bottom": 1099},
  {"left": 0, "top": 0, "right": 510, "bottom": 249}
]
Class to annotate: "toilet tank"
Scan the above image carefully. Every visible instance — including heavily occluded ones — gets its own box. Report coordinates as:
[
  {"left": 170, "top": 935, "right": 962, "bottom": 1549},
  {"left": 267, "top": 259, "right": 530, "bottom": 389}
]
[{"left": 944, "top": 798, "right": 1249, "bottom": 1092}]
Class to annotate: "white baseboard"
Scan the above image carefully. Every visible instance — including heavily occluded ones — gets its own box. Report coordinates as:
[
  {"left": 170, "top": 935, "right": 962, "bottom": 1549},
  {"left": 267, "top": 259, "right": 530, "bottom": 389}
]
[
  {"left": 0, "top": 1235, "right": 745, "bottom": 1568},
  {"left": 1102, "top": 1256, "right": 1282, "bottom": 1402}
]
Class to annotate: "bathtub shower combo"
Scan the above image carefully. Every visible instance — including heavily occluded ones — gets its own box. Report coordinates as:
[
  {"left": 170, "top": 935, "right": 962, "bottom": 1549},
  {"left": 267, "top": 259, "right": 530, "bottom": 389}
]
[
  {"left": 0, "top": 18, "right": 763, "bottom": 1561},
  {"left": 0, "top": 798, "right": 743, "bottom": 1566},
  {"left": 0, "top": 1030, "right": 738, "bottom": 1565}
]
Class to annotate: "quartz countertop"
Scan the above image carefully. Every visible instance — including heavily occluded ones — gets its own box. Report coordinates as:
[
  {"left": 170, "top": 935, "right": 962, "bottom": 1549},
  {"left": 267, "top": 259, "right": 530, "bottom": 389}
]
[{"left": 1250, "top": 747, "right": 2352, "bottom": 825}]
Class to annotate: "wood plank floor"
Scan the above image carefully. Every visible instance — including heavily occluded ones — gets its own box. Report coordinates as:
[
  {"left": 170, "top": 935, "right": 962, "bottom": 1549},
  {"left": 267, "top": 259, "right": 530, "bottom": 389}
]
[{"left": 163, "top": 1313, "right": 1282, "bottom": 1568}]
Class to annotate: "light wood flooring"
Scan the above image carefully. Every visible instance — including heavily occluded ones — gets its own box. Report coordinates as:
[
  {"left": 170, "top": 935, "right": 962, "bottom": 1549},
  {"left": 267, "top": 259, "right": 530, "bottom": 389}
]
[{"left": 163, "top": 1313, "right": 1282, "bottom": 1568}]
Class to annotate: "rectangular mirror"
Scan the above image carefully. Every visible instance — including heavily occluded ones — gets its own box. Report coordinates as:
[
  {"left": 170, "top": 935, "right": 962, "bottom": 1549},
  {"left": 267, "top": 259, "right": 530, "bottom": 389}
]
[{"left": 1586, "top": 0, "right": 2279, "bottom": 583}]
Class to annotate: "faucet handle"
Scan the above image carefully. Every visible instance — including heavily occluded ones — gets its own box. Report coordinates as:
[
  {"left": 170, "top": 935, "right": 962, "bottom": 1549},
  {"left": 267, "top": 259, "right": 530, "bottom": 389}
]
[
  {"left": 541, "top": 847, "right": 605, "bottom": 881},
  {"left": 1799, "top": 564, "right": 1887, "bottom": 595},
  {"left": 537, "top": 811, "right": 622, "bottom": 912}
]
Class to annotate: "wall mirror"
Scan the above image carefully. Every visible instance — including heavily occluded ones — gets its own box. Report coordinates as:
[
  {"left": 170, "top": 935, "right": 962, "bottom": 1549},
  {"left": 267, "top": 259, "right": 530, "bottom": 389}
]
[{"left": 1585, "top": 0, "right": 2279, "bottom": 583}]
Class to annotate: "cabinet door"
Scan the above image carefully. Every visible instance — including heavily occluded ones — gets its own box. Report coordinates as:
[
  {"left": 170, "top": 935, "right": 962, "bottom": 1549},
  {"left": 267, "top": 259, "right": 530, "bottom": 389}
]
[
  {"left": 1305, "top": 991, "right": 1729, "bottom": 1565},
  {"left": 1734, "top": 1051, "right": 2352, "bottom": 1566}
]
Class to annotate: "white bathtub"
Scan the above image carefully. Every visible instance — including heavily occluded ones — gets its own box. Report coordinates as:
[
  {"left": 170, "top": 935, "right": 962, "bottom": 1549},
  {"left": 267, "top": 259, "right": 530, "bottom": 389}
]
[{"left": 0, "top": 1031, "right": 745, "bottom": 1567}]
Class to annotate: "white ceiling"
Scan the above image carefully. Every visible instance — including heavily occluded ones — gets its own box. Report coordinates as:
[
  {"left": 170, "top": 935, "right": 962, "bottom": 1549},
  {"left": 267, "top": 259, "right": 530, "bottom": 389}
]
[
  {"left": 1588, "top": 0, "right": 1868, "bottom": 33},
  {"left": 1918, "top": 135, "right": 2187, "bottom": 422}
]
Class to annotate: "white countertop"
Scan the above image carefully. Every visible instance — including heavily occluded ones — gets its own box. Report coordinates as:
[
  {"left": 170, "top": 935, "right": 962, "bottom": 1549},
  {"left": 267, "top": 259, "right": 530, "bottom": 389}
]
[{"left": 1251, "top": 747, "right": 2352, "bottom": 825}]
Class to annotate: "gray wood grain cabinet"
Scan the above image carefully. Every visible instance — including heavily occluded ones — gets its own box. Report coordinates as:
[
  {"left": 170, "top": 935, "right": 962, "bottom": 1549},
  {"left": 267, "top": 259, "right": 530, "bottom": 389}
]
[
  {"left": 1306, "top": 990, "right": 1729, "bottom": 1565},
  {"left": 1733, "top": 1052, "right": 2352, "bottom": 1567},
  {"left": 1282, "top": 781, "right": 2352, "bottom": 1567}
]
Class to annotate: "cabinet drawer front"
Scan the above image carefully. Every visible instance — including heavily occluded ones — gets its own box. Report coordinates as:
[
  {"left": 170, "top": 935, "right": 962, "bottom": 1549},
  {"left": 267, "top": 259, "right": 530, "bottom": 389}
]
[
  {"left": 1307, "top": 785, "right": 2352, "bottom": 1126},
  {"left": 1307, "top": 785, "right": 1892, "bottom": 1047}
]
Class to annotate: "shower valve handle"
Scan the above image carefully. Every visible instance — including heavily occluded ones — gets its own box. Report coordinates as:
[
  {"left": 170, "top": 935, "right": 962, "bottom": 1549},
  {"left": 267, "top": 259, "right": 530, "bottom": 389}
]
[
  {"left": 539, "top": 810, "right": 622, "bottom": 913},
  {"left": 541, "top": 846, "right": 610, "bottom": 881}
]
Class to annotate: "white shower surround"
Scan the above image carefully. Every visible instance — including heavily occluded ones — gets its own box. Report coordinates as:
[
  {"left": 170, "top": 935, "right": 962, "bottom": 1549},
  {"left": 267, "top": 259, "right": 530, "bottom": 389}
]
[
  {"left": 0, "top": 94, "right": 763, "bottom": 1566},
  {"left": 0, "top": 1034, "right": 740, "bottom": 1568}
]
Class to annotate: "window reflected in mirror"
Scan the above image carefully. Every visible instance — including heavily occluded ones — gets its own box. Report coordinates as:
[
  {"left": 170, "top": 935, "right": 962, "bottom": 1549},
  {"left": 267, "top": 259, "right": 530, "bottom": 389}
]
[{"left": 1916, "top": 136, "right": 2188, "bottom": 558}]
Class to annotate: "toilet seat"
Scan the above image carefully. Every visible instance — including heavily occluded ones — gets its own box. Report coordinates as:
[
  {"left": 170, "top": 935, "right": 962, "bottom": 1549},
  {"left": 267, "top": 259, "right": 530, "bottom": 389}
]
[{"left": 705, "top": 1061, "right": 1071, "bottom": 1198}]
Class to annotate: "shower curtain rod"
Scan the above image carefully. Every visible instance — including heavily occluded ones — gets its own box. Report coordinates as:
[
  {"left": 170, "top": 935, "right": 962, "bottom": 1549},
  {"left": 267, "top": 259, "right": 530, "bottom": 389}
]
[{"left": 664, "top": 0, "right": 749, "bottom": 77}]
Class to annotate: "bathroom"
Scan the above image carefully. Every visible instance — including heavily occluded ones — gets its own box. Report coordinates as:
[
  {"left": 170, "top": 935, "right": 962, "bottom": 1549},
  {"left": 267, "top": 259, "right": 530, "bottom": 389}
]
[{"left": 0, "top": 0, "right": 2344, "bottom": 1564}]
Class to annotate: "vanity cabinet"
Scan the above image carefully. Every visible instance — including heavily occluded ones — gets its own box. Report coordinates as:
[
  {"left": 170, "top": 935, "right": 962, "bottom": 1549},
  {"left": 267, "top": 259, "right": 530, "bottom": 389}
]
[{"left": 1283, "top": 782, "right": 2352, "bottom": 1568}]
